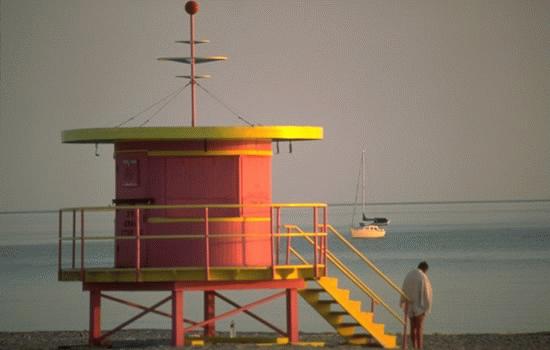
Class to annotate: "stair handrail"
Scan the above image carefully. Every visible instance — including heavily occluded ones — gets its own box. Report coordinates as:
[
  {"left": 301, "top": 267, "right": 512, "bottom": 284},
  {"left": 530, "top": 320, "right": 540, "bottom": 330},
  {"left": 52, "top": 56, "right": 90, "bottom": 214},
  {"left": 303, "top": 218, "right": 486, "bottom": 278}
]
[
  {"left": 287, "top": 224, "right": 382, "bottom": 303},
  {"left": 324, "top": 224, "right": 411, "bottom": 349},
  {"left": 285, "top": 224, "right": 405, "bottom": 325},
  {"left": 324, "top": 224, "right": 409, "bottom": 302},
  {"left": 324, "top": 247, "right": 404, "bottom": 324}
]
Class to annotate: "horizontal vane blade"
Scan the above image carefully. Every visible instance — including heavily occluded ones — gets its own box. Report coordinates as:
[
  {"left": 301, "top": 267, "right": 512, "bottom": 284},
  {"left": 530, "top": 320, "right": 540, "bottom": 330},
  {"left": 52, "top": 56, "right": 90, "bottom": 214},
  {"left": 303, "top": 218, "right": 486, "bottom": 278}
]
[{"left": 158, "top": 56, "right": 228, "bottom": 64}]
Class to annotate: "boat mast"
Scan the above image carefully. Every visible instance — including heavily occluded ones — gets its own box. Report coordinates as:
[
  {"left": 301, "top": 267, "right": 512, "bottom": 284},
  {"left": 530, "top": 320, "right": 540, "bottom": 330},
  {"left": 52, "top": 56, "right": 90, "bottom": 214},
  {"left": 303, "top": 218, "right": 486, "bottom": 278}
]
[{"left": 361, "top": 149, "right": 366, "bottom": 215}]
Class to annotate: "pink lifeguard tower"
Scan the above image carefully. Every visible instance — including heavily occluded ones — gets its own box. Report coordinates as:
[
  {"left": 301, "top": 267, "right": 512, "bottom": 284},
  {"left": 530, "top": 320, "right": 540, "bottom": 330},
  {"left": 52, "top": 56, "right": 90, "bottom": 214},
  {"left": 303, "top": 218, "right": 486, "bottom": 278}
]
[{"left": 58, "top": 2, "right": 405, "bottom": 348}]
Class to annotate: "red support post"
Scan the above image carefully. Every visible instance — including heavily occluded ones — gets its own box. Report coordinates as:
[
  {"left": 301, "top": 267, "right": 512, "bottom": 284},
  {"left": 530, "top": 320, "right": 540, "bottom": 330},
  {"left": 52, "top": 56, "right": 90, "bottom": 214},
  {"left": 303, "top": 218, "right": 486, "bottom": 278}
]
[
  {"left": 89, "top": 288, "right": 102, "bottom": 346},
  {"left": 204, "top": 291, "right": 216, "bottom": 337},
  {"left": 204, "top": 208, "right": 210, "bottom": 280},
  {"left": 135, "top": 208, "right": 141, "bottom": 282},
  {"left": 286, "top": 288, "right": 299, "bottom": 344},
  {"left": 172, "top": 290, "right": 184, "bottom": 347}
]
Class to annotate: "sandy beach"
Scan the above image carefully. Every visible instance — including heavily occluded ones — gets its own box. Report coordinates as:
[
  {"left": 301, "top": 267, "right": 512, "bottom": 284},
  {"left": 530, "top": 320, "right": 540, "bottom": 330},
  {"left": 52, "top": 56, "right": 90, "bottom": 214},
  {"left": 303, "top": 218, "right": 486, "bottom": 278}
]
[{"left": 0, "top": 330, "right": 548, "bottom": 350}]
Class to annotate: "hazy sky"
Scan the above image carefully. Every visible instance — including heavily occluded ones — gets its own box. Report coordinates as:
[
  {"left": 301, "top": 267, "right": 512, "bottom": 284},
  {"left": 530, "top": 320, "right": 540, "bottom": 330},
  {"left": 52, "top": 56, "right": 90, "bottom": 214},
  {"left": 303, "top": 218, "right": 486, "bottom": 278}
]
[{"left": 1, "top": 0, "right": 549, "bottom": 211}]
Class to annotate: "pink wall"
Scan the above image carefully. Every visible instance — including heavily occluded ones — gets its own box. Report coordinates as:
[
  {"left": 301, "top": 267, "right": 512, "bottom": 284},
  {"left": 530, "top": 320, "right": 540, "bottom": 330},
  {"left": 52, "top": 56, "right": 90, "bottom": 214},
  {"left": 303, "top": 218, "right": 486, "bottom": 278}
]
[{"left": 114, "top": 140, "right": 272, "bottom": 268}]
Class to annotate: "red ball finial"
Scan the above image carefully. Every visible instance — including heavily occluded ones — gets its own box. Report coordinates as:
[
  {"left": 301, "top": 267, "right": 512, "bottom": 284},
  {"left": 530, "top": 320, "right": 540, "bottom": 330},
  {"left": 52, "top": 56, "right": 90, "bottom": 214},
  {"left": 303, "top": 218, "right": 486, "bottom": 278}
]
[{"left": 185, "top": 1, "right": 199, "bottom": 15}]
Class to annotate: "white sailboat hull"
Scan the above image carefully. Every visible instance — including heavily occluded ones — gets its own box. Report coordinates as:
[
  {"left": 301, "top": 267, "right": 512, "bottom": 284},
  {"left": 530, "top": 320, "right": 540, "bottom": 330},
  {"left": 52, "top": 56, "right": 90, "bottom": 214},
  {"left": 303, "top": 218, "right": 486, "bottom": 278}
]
[{"left": 350, "top": 225, "right": 386, "bottom": 239}]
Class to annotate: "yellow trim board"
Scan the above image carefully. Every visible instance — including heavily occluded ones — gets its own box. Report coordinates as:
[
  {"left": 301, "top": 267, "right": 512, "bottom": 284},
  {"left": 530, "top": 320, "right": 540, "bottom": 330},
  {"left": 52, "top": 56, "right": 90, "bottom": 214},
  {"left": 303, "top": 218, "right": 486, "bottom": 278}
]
[
  {"left": 58, "top": 265, "right": 325, "bottom": 283},
  {"left": 147, "top": 150, "right": 272, "bottom": 157},
  {"left": 62, "top": 126, "right": 323, "bottom": 144},
  {"left": 194, "top": 336, "right": 324, "bottom": 347},
  {"left": 147, "top": 216, "right": 271, "bottom": 224},
  {"left": 114, "top": 149, "right": 148, "bottom": 154},
  {"left": 60, "top": 203, "right": 327, "bottom": 211},
  {"left": 257, "top": 341, "right": 325, "bottom": 347}
]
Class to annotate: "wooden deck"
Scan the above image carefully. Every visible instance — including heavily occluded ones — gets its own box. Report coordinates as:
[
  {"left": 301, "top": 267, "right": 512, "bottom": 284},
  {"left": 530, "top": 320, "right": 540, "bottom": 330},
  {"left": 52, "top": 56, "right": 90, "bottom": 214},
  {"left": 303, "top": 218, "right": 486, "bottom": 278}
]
[{"left": 59, "top": 264, "right": 326, "bottom": 283}]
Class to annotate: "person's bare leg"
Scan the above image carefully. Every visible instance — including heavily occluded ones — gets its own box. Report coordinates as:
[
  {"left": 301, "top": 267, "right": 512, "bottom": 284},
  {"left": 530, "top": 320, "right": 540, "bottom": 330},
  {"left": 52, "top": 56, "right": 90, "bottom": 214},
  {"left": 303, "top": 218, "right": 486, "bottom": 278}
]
[
  {"left": 417, "top": 314, "right": 425, "bottom": 349},
  {"left": 410, "top": 316, "right": 417, "bottom": 349}
]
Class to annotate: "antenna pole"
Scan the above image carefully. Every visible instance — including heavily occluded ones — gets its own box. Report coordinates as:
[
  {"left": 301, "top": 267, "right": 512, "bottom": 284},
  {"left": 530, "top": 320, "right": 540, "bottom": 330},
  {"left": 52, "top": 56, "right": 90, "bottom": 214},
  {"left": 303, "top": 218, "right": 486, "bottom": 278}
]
[{"left": 186, "top": 1, "right": 199, "bottom": 127}]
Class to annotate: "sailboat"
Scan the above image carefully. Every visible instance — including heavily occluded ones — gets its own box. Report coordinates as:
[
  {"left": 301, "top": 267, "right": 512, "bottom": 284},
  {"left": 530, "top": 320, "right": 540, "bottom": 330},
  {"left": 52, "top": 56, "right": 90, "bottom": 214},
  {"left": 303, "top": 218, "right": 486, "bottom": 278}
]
[{"left": 350, "top": 150, "right": 389, "bottom": 238}]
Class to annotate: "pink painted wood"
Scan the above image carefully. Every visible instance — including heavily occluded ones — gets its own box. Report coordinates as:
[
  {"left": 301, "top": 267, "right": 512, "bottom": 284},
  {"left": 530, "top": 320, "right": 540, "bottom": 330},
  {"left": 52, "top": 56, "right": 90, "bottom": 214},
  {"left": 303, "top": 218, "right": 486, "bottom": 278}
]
[
  {"left": 114, "top": 141, "right": 272, "bottom": 269},
  {"left": 89, "top": 289, "right": 101, "bottom": 346},
  {"left": 172, "top": 290, "right": 184, "bottom": 347},
  {"left": 286, "top": 288, "right": 299, "bottom": 343}
]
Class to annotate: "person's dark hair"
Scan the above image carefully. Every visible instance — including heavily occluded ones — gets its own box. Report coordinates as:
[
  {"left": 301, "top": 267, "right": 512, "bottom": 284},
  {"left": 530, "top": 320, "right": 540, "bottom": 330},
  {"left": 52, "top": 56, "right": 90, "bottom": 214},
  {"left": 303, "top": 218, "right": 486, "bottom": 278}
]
[{"left": 418, "top": 261, "right": 429, "bottom": 272}]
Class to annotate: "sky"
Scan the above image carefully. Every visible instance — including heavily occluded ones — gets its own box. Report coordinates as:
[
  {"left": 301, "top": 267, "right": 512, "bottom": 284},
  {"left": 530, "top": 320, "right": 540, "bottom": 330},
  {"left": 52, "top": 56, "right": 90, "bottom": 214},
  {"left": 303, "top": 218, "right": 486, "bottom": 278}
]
[{"left": 1, "top": 0, "right": 549, "bottom": 211}]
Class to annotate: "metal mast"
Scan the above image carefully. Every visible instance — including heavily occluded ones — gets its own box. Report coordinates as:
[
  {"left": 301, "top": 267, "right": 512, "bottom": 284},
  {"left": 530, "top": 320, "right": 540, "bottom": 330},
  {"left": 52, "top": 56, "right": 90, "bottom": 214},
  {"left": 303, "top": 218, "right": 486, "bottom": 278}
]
[
  {"left": 158, "top": 1, "right": 227, "bottom": 127},
  {"left": 186, "top": 1, "right": 198, "bottom": 126}
]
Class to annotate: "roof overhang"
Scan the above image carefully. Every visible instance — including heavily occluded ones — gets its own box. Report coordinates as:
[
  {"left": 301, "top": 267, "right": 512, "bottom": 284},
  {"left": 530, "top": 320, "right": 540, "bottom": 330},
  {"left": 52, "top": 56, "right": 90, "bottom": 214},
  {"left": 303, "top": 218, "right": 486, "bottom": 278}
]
[{"left": 62, "top": 126, "right": 324, "bottom": 144}]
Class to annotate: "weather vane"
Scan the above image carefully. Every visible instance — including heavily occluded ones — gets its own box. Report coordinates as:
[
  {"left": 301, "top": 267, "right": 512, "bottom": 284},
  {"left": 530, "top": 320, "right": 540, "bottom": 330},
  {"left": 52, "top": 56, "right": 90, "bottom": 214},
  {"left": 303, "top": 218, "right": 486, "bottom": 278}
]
[{"left": 158, "top": 0, "right": 227, "bottom": 127}]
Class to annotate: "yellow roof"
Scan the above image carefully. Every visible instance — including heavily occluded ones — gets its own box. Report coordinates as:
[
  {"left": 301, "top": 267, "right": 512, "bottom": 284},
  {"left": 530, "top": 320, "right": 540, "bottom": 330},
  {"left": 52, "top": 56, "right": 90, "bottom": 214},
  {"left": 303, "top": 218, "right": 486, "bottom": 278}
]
[{"left": 62, "top": 126, "right": 323, "bottom": 144}]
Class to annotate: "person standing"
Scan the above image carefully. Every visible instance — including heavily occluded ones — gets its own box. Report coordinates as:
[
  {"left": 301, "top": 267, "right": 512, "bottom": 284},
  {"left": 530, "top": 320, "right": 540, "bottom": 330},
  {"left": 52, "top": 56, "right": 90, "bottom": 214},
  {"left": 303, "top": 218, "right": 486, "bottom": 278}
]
[{"left": 401, "top": 261, "right": 433, "bottom": 350}]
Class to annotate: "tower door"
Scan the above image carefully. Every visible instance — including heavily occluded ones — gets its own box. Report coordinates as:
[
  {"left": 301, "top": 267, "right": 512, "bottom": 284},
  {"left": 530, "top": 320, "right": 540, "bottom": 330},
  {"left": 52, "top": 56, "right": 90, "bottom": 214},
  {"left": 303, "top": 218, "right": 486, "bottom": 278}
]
[{"left": 114, "top": 155, "right": 150, "bottom": 268}]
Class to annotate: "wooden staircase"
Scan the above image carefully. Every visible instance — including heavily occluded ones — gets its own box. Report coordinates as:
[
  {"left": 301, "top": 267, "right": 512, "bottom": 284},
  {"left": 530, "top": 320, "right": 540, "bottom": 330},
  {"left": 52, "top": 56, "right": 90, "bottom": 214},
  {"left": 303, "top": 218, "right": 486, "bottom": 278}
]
[{"left": 300, "top": 276, "right": 397, "bottom": 348}]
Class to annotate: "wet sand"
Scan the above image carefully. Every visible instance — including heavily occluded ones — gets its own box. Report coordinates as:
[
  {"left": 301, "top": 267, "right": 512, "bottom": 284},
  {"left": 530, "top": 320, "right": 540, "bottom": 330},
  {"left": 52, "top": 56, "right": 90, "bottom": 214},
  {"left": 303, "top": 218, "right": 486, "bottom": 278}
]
[{"left": 0, "top": 330, "right": 548, "bottom": 349}]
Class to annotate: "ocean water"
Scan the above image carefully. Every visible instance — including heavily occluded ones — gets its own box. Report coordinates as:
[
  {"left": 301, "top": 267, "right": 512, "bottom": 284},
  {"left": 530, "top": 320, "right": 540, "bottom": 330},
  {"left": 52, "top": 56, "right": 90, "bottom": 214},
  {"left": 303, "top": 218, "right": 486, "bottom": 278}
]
[{"left": 1, "top": 201, "right": 549, "bottom": 335}]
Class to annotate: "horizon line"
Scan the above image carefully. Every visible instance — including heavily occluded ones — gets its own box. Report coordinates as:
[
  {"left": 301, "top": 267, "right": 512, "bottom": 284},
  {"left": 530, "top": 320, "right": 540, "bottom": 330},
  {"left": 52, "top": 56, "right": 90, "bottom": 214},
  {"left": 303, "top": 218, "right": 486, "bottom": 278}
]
[
  {"left": 1, "top": 198, "right": 550, "bottom": 215},
  {"left": 330, "top": 198, "right": 550, "bottom": 206}
]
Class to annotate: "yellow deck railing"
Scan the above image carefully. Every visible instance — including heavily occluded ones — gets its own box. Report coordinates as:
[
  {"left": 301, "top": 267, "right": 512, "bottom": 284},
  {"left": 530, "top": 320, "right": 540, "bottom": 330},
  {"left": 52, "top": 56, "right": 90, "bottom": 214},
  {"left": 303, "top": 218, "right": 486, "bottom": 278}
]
[{"left": 57, "top": 203, "right": 328, "bottom": 282}]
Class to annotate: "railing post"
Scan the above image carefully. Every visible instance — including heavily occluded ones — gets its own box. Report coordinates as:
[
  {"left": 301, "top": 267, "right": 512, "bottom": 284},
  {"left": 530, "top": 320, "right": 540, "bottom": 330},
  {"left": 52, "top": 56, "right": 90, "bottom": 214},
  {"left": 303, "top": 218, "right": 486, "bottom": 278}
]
[
  {"left": 72, "top": 209, "right": 76, "bottom": 269},
  {"left": 313, "top": 206, "right": 318, "bottom": 278},
  {"left": 204, "top": 207, "right": 210, "bottom": 281},
  {"left": 285, "top": 226, "right": 291, "bottom": 265},
  {"left": 402, "top": 302, "right": 409, "bottom": 350},
  {"left": 80, "top": 209, "right": 85, "bottom": 281},
  {"left": 276, "top": 206, "right": 281, "bottom": 265},
  {"left": 135, "top": 208, "right": 141, "bottom": 282},
  {"left": 323, "top": 206, "right": 328, "bottom": 275},
  {"left": 270, "top": 207, "right": 275, "bottom": 279},
  {"left": 58, "top": 210, "right": 62, "bottom": 279}
]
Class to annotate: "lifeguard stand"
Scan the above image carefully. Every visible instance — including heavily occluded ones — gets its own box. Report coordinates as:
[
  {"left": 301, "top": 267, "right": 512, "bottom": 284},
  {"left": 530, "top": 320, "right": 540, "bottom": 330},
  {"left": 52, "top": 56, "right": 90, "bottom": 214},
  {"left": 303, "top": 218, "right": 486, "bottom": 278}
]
[{"left": 58, "top": 2, "right": 404, "bottom": 348}]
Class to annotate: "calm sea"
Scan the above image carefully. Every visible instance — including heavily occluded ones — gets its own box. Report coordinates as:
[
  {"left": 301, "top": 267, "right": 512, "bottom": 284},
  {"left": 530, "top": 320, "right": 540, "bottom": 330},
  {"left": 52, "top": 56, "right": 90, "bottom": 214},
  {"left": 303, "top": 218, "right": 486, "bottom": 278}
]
[{"left": 1, "top": 201, "right": 549, "bottom": 334}]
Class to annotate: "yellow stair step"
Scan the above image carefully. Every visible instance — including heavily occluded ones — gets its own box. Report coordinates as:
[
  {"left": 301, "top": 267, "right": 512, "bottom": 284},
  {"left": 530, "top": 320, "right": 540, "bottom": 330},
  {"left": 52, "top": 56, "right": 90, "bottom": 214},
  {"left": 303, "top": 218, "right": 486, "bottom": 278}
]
[
  {"left": 306, "top": 288, "right": 325, "bottom": 293},
  {"left": 366, "top": 322, "right": 384, "bottom": 336},
  {"left": 315, "top": 300, "right": 338, "bottom": 313},
  {"left": 324, "top": 311, "right": 348, "bottom": 324},
  {"left": 343, "top": 299, "right": 362, "bottom": 313},
  {"left": 336, "top": 322, "right": 360, "bottom": 337},
  {"left": 356, "top": 311, "right": 374, "bottom": 323},
  {"left": 338, "top": 322, "right": 360, "bottom": 327},
  {"left": 302, "top": 276, "right": 398, "bottom": 349},
  {"left": 318, "top": 276, "right": 338, "bottom": 288}
]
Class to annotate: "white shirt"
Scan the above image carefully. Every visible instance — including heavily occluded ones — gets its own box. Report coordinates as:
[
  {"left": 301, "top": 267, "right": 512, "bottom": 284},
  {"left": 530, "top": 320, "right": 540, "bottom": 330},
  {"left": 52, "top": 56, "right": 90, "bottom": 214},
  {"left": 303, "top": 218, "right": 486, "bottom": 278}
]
[{"left": 400, "top": 268, "right": 433, "bottom": 317}]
